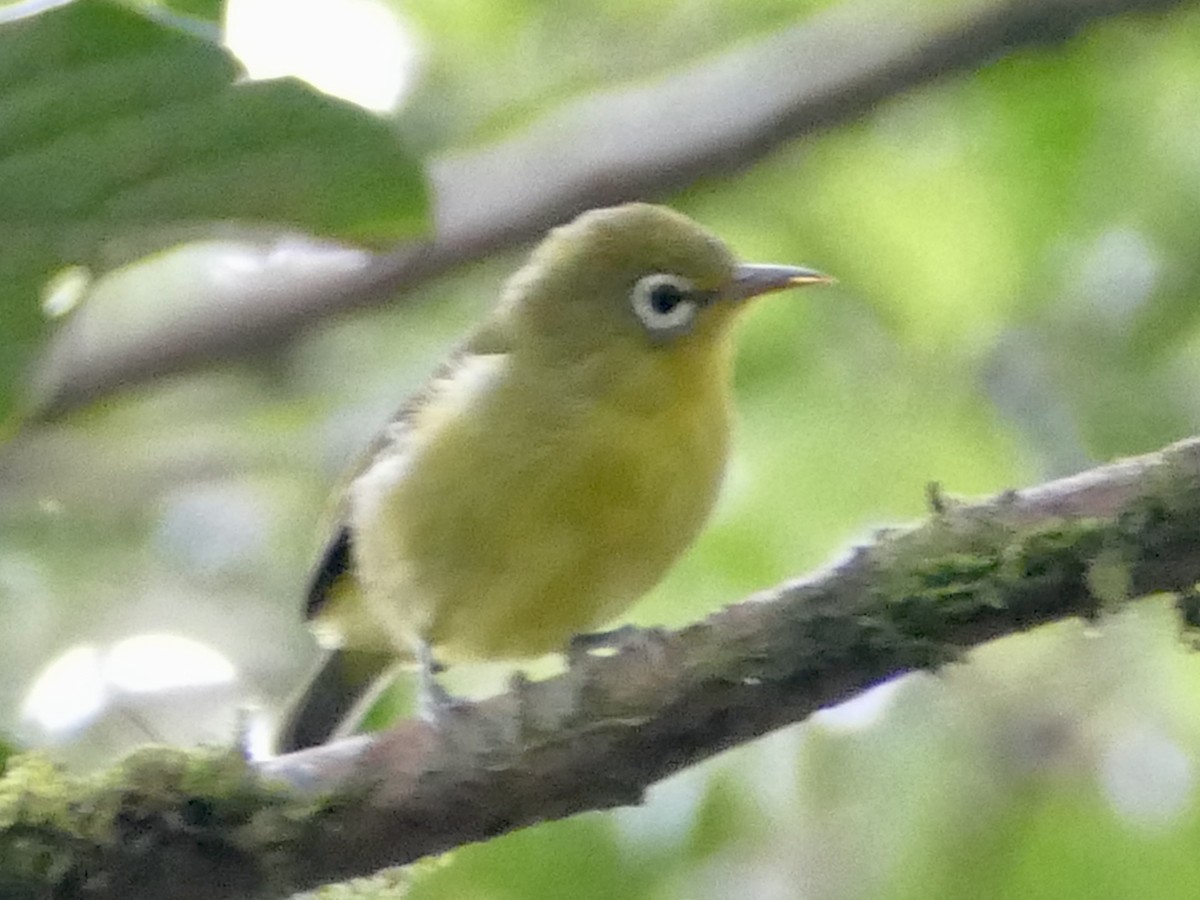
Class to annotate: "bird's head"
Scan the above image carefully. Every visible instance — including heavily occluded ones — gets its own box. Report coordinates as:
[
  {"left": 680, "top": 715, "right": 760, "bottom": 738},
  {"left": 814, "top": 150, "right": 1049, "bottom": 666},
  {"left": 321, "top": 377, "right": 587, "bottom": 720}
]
[{"left": 498, "top": 203, "right": 831, "bottom": 362}]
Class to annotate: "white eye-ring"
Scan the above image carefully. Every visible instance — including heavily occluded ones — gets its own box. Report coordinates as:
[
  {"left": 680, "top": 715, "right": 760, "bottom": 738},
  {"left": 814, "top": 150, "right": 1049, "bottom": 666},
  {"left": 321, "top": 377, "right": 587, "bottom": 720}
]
[{"left": 630, "top": 273, "right": 698, "bottom": 339}]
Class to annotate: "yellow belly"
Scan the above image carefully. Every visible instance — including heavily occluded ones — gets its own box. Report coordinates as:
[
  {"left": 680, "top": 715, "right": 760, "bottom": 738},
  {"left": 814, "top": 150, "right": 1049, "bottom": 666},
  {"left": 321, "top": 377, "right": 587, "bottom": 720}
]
[{"left": 349, "top": 346, "right": 732, "bottom": 661}]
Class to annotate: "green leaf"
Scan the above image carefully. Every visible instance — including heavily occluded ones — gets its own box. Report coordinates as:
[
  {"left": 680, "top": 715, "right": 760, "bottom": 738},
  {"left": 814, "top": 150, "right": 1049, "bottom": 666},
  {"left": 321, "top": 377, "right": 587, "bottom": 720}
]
[{"left": 0, "top": 0, "right": 430, "bottom": 423}]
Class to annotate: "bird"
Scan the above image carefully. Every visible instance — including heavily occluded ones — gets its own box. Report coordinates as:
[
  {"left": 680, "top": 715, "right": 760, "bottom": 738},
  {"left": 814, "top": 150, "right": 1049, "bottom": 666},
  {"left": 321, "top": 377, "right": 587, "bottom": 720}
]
[{"left": 276, "top": 203, "right": 832, "bottom": 753}]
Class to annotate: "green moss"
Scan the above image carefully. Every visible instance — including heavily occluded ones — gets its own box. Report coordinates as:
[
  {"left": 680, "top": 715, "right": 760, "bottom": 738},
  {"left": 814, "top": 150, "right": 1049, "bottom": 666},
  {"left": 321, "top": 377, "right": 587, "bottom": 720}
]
[
  {"left": 869, "top": 517, "right": 1117, "bottom": 669},
  {"left": 910, "top": 552, "right": 1002, "bottom": 590},
  {"left": 0, "top": 746, "right": 344, "bottom": 896},
  {"left": 0, "top": 754, "right": 89, "bottom": 895},
  {"left": 999, "top": 523, "right": 1104, "bottom": 584}
]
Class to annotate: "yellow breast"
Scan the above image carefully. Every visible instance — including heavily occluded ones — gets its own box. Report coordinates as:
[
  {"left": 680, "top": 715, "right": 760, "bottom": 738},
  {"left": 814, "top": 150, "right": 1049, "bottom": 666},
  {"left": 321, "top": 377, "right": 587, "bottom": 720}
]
[{"left": 349, "top": 337, "right": 734, "bottom": 661}]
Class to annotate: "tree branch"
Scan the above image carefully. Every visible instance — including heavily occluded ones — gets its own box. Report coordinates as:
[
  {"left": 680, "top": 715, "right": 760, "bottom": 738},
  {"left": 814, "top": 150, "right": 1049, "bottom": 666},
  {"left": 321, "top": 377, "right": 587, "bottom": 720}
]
[
  {"left": 35, "top": 0, "right": 1188, "bottom": 416},
  {"left": 5, "top": 436, "right": 1200, "bottom": 898}
]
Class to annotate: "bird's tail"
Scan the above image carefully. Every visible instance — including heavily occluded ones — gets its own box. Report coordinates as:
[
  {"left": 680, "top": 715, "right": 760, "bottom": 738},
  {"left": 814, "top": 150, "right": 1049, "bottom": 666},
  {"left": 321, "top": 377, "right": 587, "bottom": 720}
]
[{"left": 274, "top": 646, "right": 399, "bottom": 754}]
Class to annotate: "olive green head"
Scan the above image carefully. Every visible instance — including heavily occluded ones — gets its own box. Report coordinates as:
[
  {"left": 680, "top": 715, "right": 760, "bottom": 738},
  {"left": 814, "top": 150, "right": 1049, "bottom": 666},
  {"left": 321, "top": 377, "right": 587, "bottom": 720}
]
[{"left": 497, "top": 203, "right": 830, "bottom": 359}]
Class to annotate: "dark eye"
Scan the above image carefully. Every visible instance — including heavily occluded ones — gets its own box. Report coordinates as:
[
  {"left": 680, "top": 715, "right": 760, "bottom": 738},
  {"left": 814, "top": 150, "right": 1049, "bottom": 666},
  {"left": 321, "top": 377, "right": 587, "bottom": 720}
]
[
  {"left": 649, "top": 282, "right": 684, "bottom": 314},
  {"left": 631, "top": 273, "right": 698, "bottom": 338}
]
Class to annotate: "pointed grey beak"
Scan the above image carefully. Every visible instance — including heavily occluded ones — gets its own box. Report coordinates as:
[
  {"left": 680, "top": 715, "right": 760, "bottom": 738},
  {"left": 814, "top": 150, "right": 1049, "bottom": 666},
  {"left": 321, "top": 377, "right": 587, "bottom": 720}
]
[{"left": 726, "top": 264, "right": 834, "bottom": 302}]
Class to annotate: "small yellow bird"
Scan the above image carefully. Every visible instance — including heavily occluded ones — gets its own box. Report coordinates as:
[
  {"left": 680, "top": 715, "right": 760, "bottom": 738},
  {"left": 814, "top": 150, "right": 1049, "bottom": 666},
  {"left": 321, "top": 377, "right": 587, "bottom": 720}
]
[{"left": 277, "top": 203, "right": 831, "bottom": 752}]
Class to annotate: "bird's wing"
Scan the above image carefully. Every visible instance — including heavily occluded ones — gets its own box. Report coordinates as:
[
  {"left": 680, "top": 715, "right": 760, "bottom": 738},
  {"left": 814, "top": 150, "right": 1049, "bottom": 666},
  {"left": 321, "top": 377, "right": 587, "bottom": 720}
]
[{"left": 303, "top": 317, "right": 514, "bottom": 621}]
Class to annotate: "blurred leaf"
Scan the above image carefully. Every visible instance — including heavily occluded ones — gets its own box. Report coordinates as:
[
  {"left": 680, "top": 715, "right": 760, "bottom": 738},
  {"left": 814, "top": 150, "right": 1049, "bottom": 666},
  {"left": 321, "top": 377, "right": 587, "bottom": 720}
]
[
  {"left": 686, "top": 772, "right": 756, "bottom": 861},
  {"left": 893, "top": 782, "right": 1200, "bottom": 900},
  {"left": 407, "top": 815, "right": 655, "bottom": 900},
  {"left": 357, "top": 673, "right": 413, "bottom": 734},
  {"left": 1091, "top": 7, "right": 1200, "bottom": 362},
  {"left": 0, "top": 0, "right": 429, "bottom": 422}
]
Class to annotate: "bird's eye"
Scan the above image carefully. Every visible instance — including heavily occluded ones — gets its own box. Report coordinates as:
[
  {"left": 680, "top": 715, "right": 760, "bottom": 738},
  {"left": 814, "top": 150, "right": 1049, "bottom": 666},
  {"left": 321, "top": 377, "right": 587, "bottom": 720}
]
[{"left": 630, "top": 274, "right": 698, "bottom": 339}]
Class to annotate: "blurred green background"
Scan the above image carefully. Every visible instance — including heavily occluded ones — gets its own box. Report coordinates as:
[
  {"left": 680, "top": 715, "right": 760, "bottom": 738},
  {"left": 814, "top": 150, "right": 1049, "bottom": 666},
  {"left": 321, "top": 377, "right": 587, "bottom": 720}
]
[{"left": 5, "top": 0, "right": 1200, "bottom": 898}]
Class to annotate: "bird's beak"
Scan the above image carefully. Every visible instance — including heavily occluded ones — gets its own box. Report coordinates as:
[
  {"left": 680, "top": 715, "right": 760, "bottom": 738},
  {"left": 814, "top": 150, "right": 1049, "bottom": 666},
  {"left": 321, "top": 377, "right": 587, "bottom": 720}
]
[{"left": 726, "top": 264, "right": 835, "bottom": 303}]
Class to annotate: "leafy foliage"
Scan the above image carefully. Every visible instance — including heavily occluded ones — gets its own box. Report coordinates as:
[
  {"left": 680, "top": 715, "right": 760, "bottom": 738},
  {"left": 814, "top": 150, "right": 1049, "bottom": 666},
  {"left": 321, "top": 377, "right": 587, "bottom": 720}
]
[{"left": 0, "top": 0, "right": 428, "bottom": 419}]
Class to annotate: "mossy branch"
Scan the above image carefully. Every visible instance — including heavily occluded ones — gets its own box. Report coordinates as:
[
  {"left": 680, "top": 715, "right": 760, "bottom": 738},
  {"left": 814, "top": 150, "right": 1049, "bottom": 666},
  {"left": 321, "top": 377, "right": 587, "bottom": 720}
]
[
  {"left": 36, "top": 0, "right": 1189, "bottom": 415},
  {"left": 6, "top": 437, "right": 1200, "bottom": 898}
]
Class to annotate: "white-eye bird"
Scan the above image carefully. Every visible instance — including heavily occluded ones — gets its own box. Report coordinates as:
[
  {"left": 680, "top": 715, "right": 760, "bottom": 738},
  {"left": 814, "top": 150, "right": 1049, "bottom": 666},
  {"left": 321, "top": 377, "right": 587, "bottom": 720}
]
[{"left": 277, "top": 203, "right": 831, "bottom": 752}]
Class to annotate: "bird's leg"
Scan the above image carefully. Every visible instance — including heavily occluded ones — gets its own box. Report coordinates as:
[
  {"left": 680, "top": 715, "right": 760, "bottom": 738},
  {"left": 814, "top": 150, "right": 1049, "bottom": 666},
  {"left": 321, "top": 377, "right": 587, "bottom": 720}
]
[
  {"left": 505, "top": 669, "right": 535, "bottom": 743},
  {"left": 415, "top": 640, "right": 462, "bottom": 724}
]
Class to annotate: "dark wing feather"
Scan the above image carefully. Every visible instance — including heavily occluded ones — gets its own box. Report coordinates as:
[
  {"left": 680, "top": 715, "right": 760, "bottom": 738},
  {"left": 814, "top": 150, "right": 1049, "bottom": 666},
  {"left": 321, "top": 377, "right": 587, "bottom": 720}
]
[{"left": 303, "top": 527, "right": 353, "bottom": 620}]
